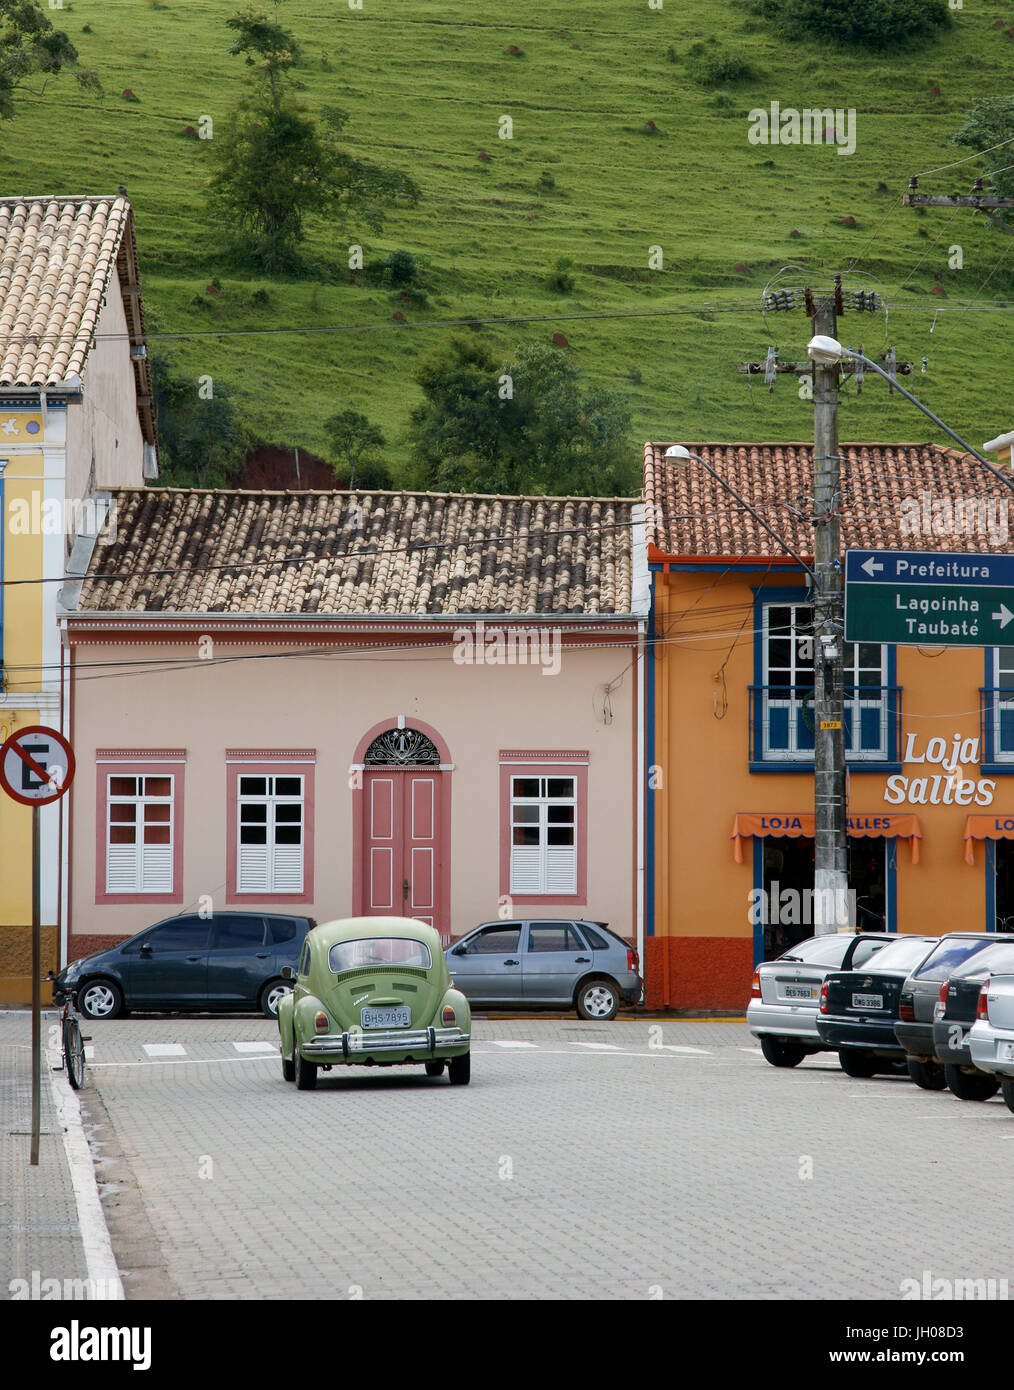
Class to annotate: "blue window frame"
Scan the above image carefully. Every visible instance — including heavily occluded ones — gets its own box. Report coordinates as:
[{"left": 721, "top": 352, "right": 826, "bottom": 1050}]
[
  {"left": 981, "top": 648, "right": 1014, "bottom": 771},
  {"left": 0, "top": 462, "right": 5, "bottom": 684},
  {"left": 750, "top": 586, "right": 899, "bottom": 771}
]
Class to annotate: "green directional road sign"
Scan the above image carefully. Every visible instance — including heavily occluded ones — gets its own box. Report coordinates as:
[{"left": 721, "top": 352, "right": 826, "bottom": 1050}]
[{"left": 845, "top": 549, "right": 1014, "bottom": 647}]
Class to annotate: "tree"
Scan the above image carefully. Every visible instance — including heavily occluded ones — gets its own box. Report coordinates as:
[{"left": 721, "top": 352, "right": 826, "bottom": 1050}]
[
  {"left": 408, "top": 337, "right": 634, "bottom": 496},
  {"left": 323, "top": 408, "right": 390, "bottom": 489},
  {"left": 207, "top": 10, "right": 419, "bottom": 272},
  {"left": 952, "top": 98, "right": 1014, "bottom": 202},
  {"left": 151, "top": 354, "right": 249, "bottom": 489},
  {"left": 0, "top": 0, "right": 100, "bottom": 121},
  {"left": 754, "top": 0, "right": 951, "bottom": 49}
]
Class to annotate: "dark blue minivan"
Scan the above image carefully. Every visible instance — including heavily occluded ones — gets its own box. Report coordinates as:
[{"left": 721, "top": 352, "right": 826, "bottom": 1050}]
[{"left": 54, "top": 911, "right": 315, "bottom": 1020}]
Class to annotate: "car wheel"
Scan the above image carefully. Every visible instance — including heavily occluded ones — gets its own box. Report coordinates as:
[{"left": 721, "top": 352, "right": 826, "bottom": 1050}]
[
  {"left": 838, "top": 1049, "right": 878, "bottom": 1078},
  {"left": 294, "top": 1048, "right": 318, "bottom": 1091},
  {"left": 281, "top": 1054, "right": 295, "bottom": 1082},
  {"left": 78, "top": 979, "right": 123, "bottom": 1020},
  {"left": 575, "top": 978, "right": 620, "bottom": 1021},
  {"left": 425, "top": 1060, "right": 445, "bottom": 1077},
  {"left": 906, "top": 1056, "right": 946, "bottom": 1090},
  {"left": 447, "top": 1052, "right": 470, "bottom": 1086},
  {"left": 1001, "top": 1080, "right": 1014, "bottom": 1115},
  {"left": 759, "top": 1035, "right": 806, "bottom": 1068},
  {"left": 260, "top": 978, "right": 291, "bottom": 1020},
  {"left": 944, "top": 1063, "right": 1000, "bottom": 1101}
]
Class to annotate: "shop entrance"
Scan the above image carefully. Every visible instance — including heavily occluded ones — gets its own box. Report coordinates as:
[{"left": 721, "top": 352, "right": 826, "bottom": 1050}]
[
  {"left": 994, "top": 841, "right": 1014, "bottom": 932},
  {"left": 761, "top": 836, "right": 888, "bottom": 959}
]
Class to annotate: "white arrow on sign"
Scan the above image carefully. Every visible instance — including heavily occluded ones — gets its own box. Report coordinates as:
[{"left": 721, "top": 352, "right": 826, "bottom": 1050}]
[
  {"left": 993, "top": 604, "right": 1014, "bottom": 630},
  {"left": 861, "top": 557, "right": 884, "bottom": 578}
]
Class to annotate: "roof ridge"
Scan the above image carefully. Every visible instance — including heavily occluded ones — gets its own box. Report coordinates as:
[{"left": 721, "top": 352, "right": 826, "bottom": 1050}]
[{"left": 102, "top": 486, "right": 640, "bottom": 503}]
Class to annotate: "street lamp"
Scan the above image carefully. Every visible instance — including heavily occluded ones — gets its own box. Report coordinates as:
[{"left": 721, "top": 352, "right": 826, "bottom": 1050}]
[{"left": 806, "top": 336, "right": 1014, "bottom": 495}]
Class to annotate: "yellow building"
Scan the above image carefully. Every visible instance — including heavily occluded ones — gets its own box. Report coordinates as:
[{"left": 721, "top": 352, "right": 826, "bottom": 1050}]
[
  {"left": 644, "top": 440, "right": 1014, "bottom": 1010},
  {"left": 0, "top": 195, "right": 156, "bottom": 1003}
]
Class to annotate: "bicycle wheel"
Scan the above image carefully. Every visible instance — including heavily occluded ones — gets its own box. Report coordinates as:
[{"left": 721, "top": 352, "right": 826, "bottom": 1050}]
[{"left": 63, "top": 1016, "right": 86, "bottom": 1090}]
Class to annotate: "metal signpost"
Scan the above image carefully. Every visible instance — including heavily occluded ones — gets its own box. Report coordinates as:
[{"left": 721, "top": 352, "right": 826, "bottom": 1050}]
[
  {"left": 845, "top": 549, "right": 1014, "bottom": 648},
  {"left": 0, "top": 725, "right": 75, "bottom": 1166}
]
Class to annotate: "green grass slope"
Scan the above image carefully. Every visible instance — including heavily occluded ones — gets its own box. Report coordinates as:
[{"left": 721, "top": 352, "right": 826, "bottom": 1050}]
[{"left": 10, "top": 0, "right": 1014, "bottom": 487}]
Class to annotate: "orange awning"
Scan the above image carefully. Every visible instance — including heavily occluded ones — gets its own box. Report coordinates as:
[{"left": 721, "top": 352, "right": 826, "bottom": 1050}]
[
  {"left": 963, "top": 814, "right": 1014, "bottom": 865},
  {"left": 731, "top": 812, "right": 922, "bottom": 864}
]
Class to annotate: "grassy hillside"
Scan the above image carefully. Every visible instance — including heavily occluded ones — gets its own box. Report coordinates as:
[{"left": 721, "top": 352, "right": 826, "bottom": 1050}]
[{"left": 10, "top": 0, "right": 1014, "bottom": 486}]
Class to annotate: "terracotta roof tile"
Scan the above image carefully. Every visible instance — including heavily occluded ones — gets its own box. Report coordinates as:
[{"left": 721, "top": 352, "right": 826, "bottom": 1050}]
[
  {"left": 78, "top": 488, "right": 636, "bottom": 616},
  {"left": 644, "top": 442, "right": 1014, "bottom": 558},
  {"left": 0, "top": 196, "right": 135, "bottom": 386}
]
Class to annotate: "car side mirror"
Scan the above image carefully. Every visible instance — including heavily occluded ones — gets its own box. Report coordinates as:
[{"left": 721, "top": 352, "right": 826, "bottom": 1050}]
[
  {"left": 280, "top": 965, "right": 297, "bottom": 981},
  {"left": 139, "top": 943, "right": 152, "bottom": 957},
  {"left": 451, "top": 945, "right": 467, "bottom": 957}
]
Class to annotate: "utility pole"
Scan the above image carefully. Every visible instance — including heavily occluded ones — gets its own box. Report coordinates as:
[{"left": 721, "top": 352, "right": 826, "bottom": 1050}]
[
  {"left": 742, "top": 277, "right": 891, "bottom": 934},
  {"left": 809, "top": 290, "right": 849, "bottom": 935}
]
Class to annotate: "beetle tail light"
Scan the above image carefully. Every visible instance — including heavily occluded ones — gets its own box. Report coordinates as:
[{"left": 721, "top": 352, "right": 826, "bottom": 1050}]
[
  {"left": 977, "top": 984, "right": 990, "bottom": 1023},
  {"left": 314, "top": 1011, "right": 329, "bottom": 1033},
  {"left": 441, "top": 1005, "right": 455, "bottom": 1025},
  {"left": 819, "top": 981, "right": 829, "bottom": 1014}
]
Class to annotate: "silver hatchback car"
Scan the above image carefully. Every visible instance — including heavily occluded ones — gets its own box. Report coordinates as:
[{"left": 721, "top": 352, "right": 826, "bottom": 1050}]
[{"left": 446, "top": 919, "right": 642, "bottom": 1019}]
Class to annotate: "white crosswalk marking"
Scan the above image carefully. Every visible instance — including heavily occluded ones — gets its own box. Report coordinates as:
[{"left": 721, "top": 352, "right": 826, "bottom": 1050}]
[
  {"left": 233, "top": 1041, "right": 277, "bottom": 1053},
  {"left": 490, "top": 1040, "right": 538, "bottom": 1048},
  {"left": 654, "top": 1044, "right": 711, "bottom": 1055},
  {"left": 142, "top": 1043, "right": 187, "bottom": 1057},
  {"left": 570, "top": 1042, "right": 621, "bottom": 1051}
]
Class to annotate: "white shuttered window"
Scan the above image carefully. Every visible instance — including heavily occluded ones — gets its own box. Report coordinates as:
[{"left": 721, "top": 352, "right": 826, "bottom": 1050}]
[
  {"left": 237, "top": 774, "right": 304, "bottom": 893},
  {"left": 106, "top": 774, "right": 174, "bottom": 893},
  {"left": 509, "top": 775, "right": 577, "bottom": 895}
]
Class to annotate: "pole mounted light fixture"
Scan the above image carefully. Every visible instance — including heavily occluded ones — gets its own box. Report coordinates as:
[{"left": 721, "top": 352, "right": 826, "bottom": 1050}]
[{"left": 805, "top": 336, "right": 1014, "bottom": 494}]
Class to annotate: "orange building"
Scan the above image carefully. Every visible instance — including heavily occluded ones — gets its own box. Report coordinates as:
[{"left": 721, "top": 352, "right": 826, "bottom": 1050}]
[{"left": 644, "top": 441, "right": 1014, "bottom": 1010}]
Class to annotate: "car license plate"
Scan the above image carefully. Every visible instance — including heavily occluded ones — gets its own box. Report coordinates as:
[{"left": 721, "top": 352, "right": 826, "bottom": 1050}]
[
  {"left": 998, "top": 1041, "right": 1014, "bottom": 1063},
  {"left": 852, "top": 993, "right": 883, "bottom": 1010},
  {"left": 361, "top": 1006, "right": 411, "bottom": 1029},
  {"left": 784, "top": 985, "right": 817, "bottom": 1000}
]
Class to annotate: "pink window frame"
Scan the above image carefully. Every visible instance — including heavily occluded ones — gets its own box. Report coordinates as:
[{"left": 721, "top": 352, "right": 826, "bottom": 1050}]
[
  {"left": 499, "top": 752, "right": 589, "bottom": 906},
  {"left": 225, "top": 752, "right": 315, "bottom": 905},
  {"left": 94, "top": 751, "right": 186, "bottom": 906}
]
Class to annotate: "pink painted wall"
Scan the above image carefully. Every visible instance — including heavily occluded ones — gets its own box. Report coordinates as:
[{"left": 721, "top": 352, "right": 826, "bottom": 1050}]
[{"left": 68, "top": 638, "right": 637, "bottom": 947}]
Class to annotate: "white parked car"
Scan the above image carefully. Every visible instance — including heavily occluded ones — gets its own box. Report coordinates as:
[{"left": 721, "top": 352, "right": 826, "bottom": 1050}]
[
  {"left": 967, "top": 971, "right": 1014, "bottom": 1113},
  {"left": 748, "top": 932, "right": 897, "bottom": 1067}
]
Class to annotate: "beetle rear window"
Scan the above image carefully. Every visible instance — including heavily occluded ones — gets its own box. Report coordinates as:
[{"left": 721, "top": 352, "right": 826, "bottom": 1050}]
[{"left": 328, "top": 938, "right": 432, "bottom": 972}]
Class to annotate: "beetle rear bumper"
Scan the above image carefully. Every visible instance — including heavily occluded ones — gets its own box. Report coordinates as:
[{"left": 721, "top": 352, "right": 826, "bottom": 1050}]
[{"left": 301, "top": 1026, "right": 470, "bottom": 1060}]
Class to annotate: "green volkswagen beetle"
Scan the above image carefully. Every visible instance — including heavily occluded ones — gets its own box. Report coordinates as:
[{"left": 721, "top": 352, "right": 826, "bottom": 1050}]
[{"left": 277, "top": 916, "right": 471, "bottom": 1090}]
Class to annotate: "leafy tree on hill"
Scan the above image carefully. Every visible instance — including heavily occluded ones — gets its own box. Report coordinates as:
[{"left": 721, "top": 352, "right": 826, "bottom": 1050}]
[
  {"left": 753, "top": 0, "right": 951, "bottom": 49},
  {"left": 0, "top": 0, "right": 100, "bottom": 121},
  {"left": 323, "top": 408, "right": 391, "bottom": 489},
  {"left": 407, "top": 337, "right": 633, "bottom": 496},
  {"left": 952, "top": 98, "right": 1014, "bottom": 203},
  {"left": 150, "top": 353, "right": 249, "bottom": 489},
  {"left": 207, "top": 9, "right": 420, "bottom": 273}
]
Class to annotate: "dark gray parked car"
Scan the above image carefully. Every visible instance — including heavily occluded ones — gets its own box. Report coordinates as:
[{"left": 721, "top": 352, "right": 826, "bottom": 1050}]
[
  {"left": 445, "top": 919, "right": 641, "bottom": 1019},
  {"left": 895, "top": 932, "right": 1000, "bottom": 1089},
  {"left": 53, "top": 911, "right": 315, "bottom": 1019}
]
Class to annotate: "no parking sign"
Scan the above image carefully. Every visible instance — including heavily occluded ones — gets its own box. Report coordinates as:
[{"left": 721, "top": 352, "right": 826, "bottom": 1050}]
[{"left": 0, "top": 724, "right": 75, "bottom": 806}]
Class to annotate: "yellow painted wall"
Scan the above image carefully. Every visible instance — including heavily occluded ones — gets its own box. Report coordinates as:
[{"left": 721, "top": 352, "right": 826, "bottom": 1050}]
[{"left": 1, "top": 434, "right": 50, "bottom": 1000}]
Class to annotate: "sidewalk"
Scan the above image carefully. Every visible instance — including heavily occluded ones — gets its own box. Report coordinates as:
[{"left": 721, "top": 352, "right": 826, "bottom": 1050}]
[{"left": 0, "top": 1011, "right": 122, "bottom": 1300}]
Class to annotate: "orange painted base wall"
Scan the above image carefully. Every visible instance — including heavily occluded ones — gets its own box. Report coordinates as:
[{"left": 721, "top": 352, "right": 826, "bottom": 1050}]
[{"left": 644, "top": 936, "right": 753, "bottom": 1010}]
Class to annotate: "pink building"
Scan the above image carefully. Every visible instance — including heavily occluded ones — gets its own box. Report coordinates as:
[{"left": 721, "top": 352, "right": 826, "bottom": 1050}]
[{"left": 60, "top": 488, "right": 648, "bottom": 960}]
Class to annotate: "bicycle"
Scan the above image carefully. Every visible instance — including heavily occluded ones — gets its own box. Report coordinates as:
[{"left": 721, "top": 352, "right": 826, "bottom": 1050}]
[{"left": 45, "top": 972, "right": 89, "bottom": 1090}]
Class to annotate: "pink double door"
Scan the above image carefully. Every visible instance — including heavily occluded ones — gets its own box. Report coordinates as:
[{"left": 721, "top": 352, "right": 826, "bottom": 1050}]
[{"left": 362, "top": 770, "right": 445, "bottom": 934}]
